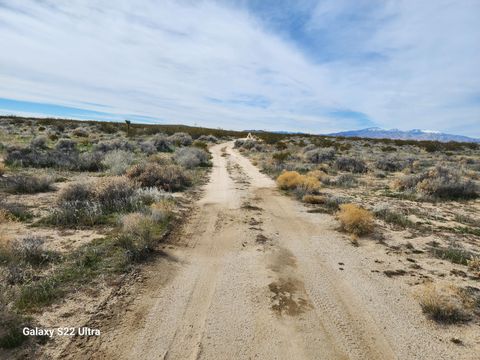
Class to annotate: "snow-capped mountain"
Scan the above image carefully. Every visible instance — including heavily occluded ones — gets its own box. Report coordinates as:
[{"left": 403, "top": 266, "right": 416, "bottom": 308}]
[{"left": 327, "top": 128, "right": 480, "bottom": 143}]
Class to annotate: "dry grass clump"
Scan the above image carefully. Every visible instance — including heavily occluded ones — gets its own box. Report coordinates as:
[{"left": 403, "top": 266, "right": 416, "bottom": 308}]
[
  {"left": 418, "top": 284, "right": 473, "bottom": 323},
  {"left": 302, "top": 195, "right": 326, "bottom": 204},
  {"left": 306, "top": 169, "right": 327, "bottom": 181},
  {"left": 127, "top": 163, "right": 191, "bottom": 191},
  {"left": 336, "top": 204, "right": 374, "bottom": 236},
  {"left": 0, "top": 209, "right": 13, "bottom": 223},
  {"left": 467, "top": 257, "right": 480, "bottom": 279}
]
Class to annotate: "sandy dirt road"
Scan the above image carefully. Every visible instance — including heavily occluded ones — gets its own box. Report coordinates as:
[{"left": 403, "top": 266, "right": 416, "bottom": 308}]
[{"left": 58, "top": 142, "right": 470, "bottom": 360}]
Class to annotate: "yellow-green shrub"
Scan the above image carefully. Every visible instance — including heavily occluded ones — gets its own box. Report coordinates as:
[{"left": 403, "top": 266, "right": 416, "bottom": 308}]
[
  {"left": 336, "top": 204, "right": 374, "bottom": 236},
  {"left": 276, "top": 171, "right": 321, "bottom": 195}
]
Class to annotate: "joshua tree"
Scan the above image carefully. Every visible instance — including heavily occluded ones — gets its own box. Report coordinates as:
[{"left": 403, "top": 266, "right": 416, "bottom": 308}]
[{"left": 125, "top": 120, "right": 131, "bottom": 136}]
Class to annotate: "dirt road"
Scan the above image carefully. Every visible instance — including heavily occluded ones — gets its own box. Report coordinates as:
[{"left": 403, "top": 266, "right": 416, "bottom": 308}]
[{"left": 59, "top": 142, "right": 467, "bottom": 359}]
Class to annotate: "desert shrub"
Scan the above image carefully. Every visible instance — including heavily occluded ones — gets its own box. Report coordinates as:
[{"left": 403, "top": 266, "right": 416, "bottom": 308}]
[
  {"left": 11, "top": 236, "right": 52, "bottom": 266},
  {"left": 197, "top": 134, "right": 218, "bottom": 143},
  {"left": 373, "top": 204, "right": 413, "bottom": 228},
  {"left": 95, "top": 176, "right": 137, "bottom": 212},
  {"left": 127, "top": 163, "right": 191, "bottom": 191},
  {"left": 304, "top": 148, "right": 335, "bottom": 164},
  {"left": 334, "top": 157, "right": 368, "bottom": 173},
  {"left": 234, "top": 139, "right": 255, "bottom": 149},
  {"left": 0, "top": 202, "right": 33, "bottom": 221},
  {"left": 77, "top": 151, "right": 105, "bottom": 171},
  {"left": 418, "top": 284, "right": 472, "bottom": 323},
  {"left": 174, "top": 147, "right": 209, "bottom": 168},
  {"left": 431, "top": 245, "right": 474, "bottom": 265},
  {"left": 5, "top": 143, "right": 103, "bottom": 171},
  {"left": 72, "top": 127, "right": 89, "bottom": 137},
  {"left": 116, "top": 213, "right": 164, "bottom": 262},
  {"left": 334, "top": 174, "right": 358, "bottom": 188},
  {"left": 132, "top": 187, "right": 170, "bottom": 206},
  {"left": 58, "top": 182, "right": 95, "bottom": 203},
  {"left": 192, "top": 140, "right": 208, "bottom": 150},
  {"left": 394, "top": 166, "right": 478, "bottom": 200},
  {"left": 375, "top": 158, "right": 407, "bottom": 172},
  {"left": 0, "top": 311, "right": 29, "bottom": 349},
  {"left": 102, "top": 149, "right": 136, "bottom": 175},
  {"left": 139, "top": 141, "right": 157, "bottom": 155},
  {"left": 93, "top": 139, "right": 135, "bottom": 153},
  {"left": 272, "top": 151, "right": 290, "bottom": 163},
  {"left": 320, "top": 195, "right": 351, "bottom": 213},
  {"left": 417, "top": 167, "right": 477, "bottom": 200},
  {"left": 16, "top": 276, "right": 62, "bottom": 310},
  {"left": 302, "top": 144, "right": 316, "bottom": 153},
  {"left": 55, "top": 138, "right": 77, "bottom": 152},
  {"left": 3, "top": 174, "right": 54, "bottom": 194},
  {"left": 152, "top": 134, "right": 173, "bottom": 152},
  {"left": 168, "top": 132, "right": 192, "bottom": 146},
  {"left": 336, "top": 204, "right": 374, "bottom": 236},
  {"left": 147, "top": 153, "right": 173, "bottom": 165},
  {"left": 48, "top": 200, "right": 104, "bottom": 227},
  {"left": 30, "top": 135, "right": 48, "bottom": 149},
  {"left": 149, "top": 200, "right": 175, "bottom": 222},
  {"left": 275, "top": 141, "right": 288, "bottom": 150}
]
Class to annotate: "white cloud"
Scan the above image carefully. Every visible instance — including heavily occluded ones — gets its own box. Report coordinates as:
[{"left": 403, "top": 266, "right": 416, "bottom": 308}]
[{"left": 0, "top": 0, "right": 479, "bottom": 136}]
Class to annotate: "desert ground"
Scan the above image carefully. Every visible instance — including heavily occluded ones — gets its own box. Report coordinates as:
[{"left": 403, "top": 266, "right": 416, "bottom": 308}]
[{"left": 1, "top": 117, "right": 479, "bottom": 359}]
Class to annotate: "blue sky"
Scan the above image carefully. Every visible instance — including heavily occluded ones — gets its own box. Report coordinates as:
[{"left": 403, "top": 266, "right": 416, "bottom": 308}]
[{"left": 0, "top": 0, "right": 479, "bottom": 136}]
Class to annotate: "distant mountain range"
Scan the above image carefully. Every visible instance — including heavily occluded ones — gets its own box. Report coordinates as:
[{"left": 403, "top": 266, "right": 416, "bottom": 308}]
[{"left": 327, "top": 127, "right": 480, "bottom": 143}]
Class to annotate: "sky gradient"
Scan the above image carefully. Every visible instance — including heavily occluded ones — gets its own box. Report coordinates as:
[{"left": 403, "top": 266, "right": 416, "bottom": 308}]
[{"left": 0, "top": 0, "right": 479, "bottom": 136}]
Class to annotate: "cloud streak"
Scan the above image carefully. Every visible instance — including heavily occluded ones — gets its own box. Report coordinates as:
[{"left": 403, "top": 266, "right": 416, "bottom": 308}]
[{"left": 0, "top": 0, "right": 479, "bottom": 136}]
